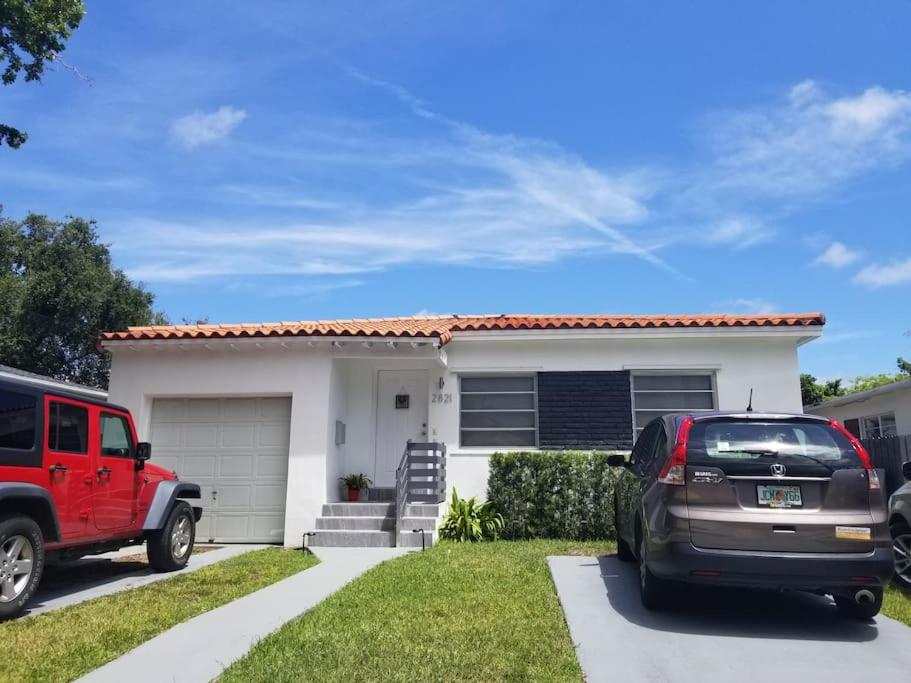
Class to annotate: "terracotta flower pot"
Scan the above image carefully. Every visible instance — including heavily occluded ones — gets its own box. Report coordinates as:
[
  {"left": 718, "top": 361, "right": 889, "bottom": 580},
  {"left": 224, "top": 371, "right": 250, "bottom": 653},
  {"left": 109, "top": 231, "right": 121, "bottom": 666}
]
[{"left": 347, "top": 488, "right": 361, "bottom": 502}]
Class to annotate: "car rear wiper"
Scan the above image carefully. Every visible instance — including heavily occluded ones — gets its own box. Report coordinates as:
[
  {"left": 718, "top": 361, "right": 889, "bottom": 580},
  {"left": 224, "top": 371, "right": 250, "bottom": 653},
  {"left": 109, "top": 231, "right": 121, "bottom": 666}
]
[{"left": 738, "top": 449, "right": 837, "bottom": 474}]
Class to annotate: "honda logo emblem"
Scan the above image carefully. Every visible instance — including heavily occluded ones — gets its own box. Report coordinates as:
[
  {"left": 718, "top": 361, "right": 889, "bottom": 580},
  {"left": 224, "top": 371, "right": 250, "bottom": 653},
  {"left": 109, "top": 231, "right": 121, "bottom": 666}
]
[{"left": 771, "top": 463, "right": 786, "bottom": 477}]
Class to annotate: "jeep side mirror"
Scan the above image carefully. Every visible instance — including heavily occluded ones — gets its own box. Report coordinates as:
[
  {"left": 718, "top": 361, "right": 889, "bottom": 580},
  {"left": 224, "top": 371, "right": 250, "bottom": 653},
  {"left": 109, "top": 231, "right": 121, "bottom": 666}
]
[
  {"left": 903, "top": 461, "right": 911, "bottom": 481},
  {"left": 607, "top": 454, "right": 628, "bottom": 468},
  {"left": 136, "top": 442, "right": 152, "bottom": 465}
]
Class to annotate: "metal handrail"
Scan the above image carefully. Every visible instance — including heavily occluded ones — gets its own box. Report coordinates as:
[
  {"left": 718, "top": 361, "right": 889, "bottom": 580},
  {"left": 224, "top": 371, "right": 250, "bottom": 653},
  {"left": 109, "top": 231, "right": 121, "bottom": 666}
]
[
  {"left": 395, "top": 441, "right": 447, "bottom": 545},
  {"left": 394, "top": 440, "right": 411, "bottom": 541}
]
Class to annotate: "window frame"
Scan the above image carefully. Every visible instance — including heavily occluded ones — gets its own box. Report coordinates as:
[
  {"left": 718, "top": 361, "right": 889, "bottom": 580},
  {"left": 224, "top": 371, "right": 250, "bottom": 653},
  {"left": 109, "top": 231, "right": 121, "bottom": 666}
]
[
  {"left": 99, "top": 411, "right": 136, "bottom": 459},
  {"left": 859, "top": 412, "right": 897, "bottom": 439},
  {"left": 47, "top": 399, "right": 90, "bottom": 455},
  {"left": 458, "top": 374, "right": 539, "bottom": 448},
  {"left": 629, "top": 371, "right": 717, "bottom": 441}
]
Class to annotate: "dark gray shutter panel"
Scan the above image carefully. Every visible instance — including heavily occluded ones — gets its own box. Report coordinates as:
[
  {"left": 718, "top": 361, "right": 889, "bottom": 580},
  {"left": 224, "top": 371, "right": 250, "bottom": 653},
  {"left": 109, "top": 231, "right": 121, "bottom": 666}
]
[{"left": 537, "top": 371, "right": 633, "bottom": 450}]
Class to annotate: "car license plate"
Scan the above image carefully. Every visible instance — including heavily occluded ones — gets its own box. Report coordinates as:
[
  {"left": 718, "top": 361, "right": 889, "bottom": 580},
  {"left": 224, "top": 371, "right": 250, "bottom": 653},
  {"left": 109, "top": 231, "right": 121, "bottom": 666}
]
[{"left": 757, "top": 485, "right": 802, "bottom": 508}]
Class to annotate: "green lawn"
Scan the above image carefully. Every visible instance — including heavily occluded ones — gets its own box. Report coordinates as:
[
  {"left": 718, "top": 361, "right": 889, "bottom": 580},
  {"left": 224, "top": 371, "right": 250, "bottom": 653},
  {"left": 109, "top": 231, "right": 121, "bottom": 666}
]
[
  {"left": 883, "top": 585, "right": 911, "bottom": 626},
  {"left": 221, "top": 540, "right": 614, "bottom": 683},
  {"left": 1, "top": 547, "right": 318, "bottom": 683}
]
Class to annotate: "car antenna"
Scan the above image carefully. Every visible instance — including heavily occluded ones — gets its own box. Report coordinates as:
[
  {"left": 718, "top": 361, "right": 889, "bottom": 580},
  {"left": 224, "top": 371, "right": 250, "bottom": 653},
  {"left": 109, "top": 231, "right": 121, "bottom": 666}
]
[{"left": 746, "top": 388, "right": 753, "bottom": 412}]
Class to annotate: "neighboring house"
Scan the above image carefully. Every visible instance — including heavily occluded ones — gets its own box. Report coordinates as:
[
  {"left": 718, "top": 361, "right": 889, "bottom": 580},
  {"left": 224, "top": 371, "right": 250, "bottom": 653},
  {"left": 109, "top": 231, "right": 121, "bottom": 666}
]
[
  {"left": 806, "top": 377, "right": 911, "bottom": 439},
  {"left": 99, "top": 312, "right": 824, "bottom": 547}
]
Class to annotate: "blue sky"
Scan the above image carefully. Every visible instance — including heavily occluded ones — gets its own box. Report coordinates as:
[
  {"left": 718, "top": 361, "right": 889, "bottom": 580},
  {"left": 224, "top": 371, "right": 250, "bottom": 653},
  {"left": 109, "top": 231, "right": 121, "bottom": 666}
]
[{"left": 2, "top": 1, "right": 910, "bottom": 381}]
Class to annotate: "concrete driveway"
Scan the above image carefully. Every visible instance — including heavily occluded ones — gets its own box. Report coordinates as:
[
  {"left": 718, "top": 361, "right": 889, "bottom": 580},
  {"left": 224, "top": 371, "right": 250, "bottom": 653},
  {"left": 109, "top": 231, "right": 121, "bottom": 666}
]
[{"left": 549, "top": 555, "right": 911, "bottom": 683}]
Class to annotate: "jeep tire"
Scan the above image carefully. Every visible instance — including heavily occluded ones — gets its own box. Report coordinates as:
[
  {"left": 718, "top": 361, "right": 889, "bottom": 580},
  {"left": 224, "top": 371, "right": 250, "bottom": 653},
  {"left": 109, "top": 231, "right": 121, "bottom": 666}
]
[
  {"left": 147, "top": 501, "right": 195, "bottom": 572},
  {"left": 0, "top": 515, "right": 45, "bottom": 621}
]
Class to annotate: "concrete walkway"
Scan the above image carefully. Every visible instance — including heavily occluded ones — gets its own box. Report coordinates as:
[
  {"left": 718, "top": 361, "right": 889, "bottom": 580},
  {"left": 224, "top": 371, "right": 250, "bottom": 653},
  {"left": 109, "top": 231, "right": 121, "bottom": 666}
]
[
  {"left": 549, "top": 554, "right": 911, "bottom": 683},
  {"left": 80, "top": 546, "right": 412, "bottom": 683},
  {"left": 28, "top": 544, "right": 264, "bottom": 617}
]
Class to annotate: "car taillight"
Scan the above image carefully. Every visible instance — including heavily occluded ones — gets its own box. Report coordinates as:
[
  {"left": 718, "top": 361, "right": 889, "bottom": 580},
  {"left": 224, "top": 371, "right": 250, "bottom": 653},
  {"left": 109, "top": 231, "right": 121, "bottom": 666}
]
[
  {"left": 658, "top": 416, "right": 694, "bottom": 486},
  {"left": 827, "top": 418, "right": 880, "bottom": 491}
]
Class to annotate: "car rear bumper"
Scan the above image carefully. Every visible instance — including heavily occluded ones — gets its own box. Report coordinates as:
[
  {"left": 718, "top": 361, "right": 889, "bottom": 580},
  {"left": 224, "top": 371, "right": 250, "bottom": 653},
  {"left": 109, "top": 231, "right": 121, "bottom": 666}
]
[{"left": 648, "top": 542, "right": 894, "bottom": 589}]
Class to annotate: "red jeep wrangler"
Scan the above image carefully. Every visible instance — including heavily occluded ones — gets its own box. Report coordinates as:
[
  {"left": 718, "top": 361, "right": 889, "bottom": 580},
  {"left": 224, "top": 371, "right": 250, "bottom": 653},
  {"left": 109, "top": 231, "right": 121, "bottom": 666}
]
[{"left": 0, "top": 375, "right": 202, "bottom": 619}]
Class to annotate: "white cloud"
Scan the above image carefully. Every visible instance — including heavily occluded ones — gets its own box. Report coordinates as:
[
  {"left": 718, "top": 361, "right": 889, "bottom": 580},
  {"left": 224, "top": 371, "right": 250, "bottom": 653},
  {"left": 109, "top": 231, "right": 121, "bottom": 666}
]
[
  {"left": 812, "top": 241, "right": 862, "bottom": 268},
  {"left": 853, "top": 257, "right": 911, "bottom": 288},
  {"left": 708, "top": 81, "right": 911, "bottom": 196},
  {"left": 172, "top": 106, "right": 247, "bottom": 149},
  {"left": 703, "top": 217, "right": 775, "bottom": 249},
  {"left": 109, "top": 79, "right": 911, "bottom": 284}
]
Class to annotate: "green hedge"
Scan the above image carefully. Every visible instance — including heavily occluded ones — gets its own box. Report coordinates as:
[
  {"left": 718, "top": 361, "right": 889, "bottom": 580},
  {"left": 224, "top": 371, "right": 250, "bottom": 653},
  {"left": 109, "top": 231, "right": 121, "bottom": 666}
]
[{"left": 487, "top": 451, "right": 622, "bottom": 541}]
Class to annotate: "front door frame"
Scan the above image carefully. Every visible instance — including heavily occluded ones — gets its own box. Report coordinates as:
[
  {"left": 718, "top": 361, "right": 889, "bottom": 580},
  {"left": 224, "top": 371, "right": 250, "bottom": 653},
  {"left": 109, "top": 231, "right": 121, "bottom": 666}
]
[{"left": 372, "top": 369, "right": 429, "bottom": 487}]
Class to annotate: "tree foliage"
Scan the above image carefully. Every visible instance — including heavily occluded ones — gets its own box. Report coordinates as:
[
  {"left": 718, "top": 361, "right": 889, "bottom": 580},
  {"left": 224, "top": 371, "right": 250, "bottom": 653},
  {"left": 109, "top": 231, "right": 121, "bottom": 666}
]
[
  {"left": 800, "top": 373, "right": 845, "bottom": 407},
  {"left": 0, "top": 212, "right": 167, "bottom": 388},
  {"left": 803, "top": 356, "right": 911, "bottom": 407},
  {"left": 1, "top": 0, "right": 85, "bottom": 148}
]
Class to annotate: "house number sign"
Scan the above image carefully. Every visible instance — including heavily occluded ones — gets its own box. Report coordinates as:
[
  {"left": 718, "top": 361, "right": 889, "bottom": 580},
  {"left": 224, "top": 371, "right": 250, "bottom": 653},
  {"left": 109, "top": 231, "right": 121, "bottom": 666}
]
[{"left": 431, "top": 393, "right": 452, "bottom": 404}]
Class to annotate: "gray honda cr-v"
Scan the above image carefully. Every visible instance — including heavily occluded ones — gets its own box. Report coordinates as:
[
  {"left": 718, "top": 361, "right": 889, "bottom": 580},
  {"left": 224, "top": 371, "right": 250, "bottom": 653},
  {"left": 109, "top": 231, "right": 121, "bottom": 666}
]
[{"left": 610, "top": 412, "right": 894, "bottom": 618}]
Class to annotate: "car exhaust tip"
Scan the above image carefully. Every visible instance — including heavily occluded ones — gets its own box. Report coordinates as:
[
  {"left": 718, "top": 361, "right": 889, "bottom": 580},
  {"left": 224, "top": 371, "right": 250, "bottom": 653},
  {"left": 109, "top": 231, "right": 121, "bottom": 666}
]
[{"left": 854, "top": 588, "right": 875, "bottom": 605}]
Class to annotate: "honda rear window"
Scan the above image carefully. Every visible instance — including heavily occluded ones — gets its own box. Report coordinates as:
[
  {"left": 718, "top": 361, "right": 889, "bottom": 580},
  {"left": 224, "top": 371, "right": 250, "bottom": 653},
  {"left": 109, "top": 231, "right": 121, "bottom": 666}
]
[{"left": 687, "top": 420, "right": 862, "bottom": 469}]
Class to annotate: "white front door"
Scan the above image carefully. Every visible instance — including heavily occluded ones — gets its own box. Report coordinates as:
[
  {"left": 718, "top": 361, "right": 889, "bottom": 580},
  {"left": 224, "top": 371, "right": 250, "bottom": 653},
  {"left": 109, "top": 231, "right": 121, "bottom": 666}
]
[{"left": 374, "top": 370, "right": 428, "bottom": 487}]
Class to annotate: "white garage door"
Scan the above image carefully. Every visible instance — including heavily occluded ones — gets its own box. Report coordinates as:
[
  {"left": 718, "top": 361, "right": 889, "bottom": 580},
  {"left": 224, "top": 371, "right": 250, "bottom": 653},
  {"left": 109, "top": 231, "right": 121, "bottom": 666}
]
[{"left": 150, "top": 397, "right": 292, "bottom": 543}]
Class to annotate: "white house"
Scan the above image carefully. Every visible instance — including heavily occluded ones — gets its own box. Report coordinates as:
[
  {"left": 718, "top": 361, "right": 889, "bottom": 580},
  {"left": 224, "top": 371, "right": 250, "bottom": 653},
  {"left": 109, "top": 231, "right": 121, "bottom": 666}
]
[
  {"left": 806, "top": 378, "right": 911, "bottom": 439},
  {"left": 100, "top": 312, "right": 824, "bottom": 547}
]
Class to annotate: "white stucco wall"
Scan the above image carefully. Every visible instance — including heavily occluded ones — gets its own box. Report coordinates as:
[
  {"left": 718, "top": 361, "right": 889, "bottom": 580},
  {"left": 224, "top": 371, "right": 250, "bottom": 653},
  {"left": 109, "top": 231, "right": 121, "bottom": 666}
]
[
  {"left": 433, "top": 334, "right": 805, "bottom": 501},
  {"left": 807, "top": 384, "right": 911, "bottom": 436},
  {"left": 107, "top": 345, "right": 333, "bottom": 547},
  {"left": 106, "top": 328, "right": 811, "bottom": 543}
]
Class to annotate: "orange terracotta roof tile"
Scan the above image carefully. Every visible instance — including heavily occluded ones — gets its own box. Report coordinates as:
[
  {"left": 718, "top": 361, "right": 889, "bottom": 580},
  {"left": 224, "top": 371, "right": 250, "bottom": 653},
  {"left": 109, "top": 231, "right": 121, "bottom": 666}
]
[{"left": 99, "top": 312, "right": 825, "bottom": 346}]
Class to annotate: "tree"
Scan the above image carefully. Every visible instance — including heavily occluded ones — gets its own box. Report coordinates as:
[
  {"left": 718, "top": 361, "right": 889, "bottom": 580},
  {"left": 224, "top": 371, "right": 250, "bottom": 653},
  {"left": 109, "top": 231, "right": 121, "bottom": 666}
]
[
  {"left": 800, "top": 373, "right": 845, "bottom": 407},
  {"left": 898, "top": 357, "right": 911, "bottom": 376},
  {"left": 1, "top": 0, "right": 85, "bottom": 148},
  {"left": 0, "top": 212, "right": 168, "bottom": 388},
  {"left": 848, "top": 373, "right": 906, "bottom": 394}
]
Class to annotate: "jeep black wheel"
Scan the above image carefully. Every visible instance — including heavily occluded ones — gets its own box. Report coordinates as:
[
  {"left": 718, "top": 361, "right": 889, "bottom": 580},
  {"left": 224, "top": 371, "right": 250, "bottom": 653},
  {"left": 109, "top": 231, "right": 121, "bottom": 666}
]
[
  {"left": 147, "top": 502, "right": 195, "bottom": 572},
  {"left": 0, "top": 515, "right": 44, "bottom": 621}
]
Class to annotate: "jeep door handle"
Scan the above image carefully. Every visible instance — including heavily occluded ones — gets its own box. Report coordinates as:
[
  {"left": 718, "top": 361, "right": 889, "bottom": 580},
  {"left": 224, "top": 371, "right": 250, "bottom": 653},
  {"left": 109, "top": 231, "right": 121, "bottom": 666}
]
[
  {"left": 97, "top": 467, "right": 112, "bottom": 478},
  {"left": 49, "top": 464, "right": 68, "bottom": 473}
]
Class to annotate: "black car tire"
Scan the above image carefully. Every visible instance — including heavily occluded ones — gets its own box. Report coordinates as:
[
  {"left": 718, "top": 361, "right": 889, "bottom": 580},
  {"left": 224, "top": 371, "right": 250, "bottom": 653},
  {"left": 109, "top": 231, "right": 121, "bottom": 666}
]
[
  {"left": 615, "top": 500, "right": 635, "bottom": 562},
  {"left": 0, "top": 515, "right": 45, "bottom": 621},
  {"left": 891, "top": 521, "right": 911, "bottom": 589},
  {"left": 638, "top": 531, "right": 667, "bottom": 610},
  {"left": 617, "top": 535, "right": 635, "bottom": 562},
  {"left": 834, "top": 587, "right": 883, "bottom": 620},
  {"left": 147, "top": 501, "right": 195, "bottom": 572}
]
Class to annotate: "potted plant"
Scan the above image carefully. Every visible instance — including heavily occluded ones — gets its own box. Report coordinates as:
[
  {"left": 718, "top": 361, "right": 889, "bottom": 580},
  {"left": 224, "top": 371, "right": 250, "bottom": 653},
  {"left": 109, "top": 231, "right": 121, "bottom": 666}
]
[{"left": 339, "top": 473, "right": 372, "bottom": 502}]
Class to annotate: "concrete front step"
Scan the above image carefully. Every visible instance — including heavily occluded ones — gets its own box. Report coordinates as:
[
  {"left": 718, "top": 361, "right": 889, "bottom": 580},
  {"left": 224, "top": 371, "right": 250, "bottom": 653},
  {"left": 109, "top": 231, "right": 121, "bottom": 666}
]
[
  {"left": 405, "top": 504, "right": 439, "bottom": 517},
  {"left": 308, "top": 530, "right": 396, "bottom": 548},
  {"left": 397, "top": 530, "right": 437, "bottom": 548},
  {"left": 398, "top": 517, "right": 438, "bottom": 532},
  {"left": 316, "top": 516, "right": 395, "bottom": 531},
  {"left": 367, "top": 487, "right": 395, "bottom": 502},
  {"left": 322, "top": 503, "right": 394, "bottom": 517}
]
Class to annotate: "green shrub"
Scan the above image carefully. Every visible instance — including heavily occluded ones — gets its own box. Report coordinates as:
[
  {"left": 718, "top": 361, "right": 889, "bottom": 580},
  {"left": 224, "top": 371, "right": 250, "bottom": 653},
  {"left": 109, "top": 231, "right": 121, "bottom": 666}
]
[
  {"left": 487, "top": 451, "right": 622, "bottom": 540},
  {"left": 438, "top": 489, "right": 505, "bottom": 542}
]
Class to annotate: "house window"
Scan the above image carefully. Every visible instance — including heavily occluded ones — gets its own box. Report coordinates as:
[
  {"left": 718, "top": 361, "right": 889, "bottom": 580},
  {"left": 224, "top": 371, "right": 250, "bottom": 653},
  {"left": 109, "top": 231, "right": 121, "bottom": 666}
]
[
  {"left": 860, "top": 413, "right": 897, "bottom": 438},
  {"left": 631, "top": 373, "right": 716, "bottom": 438},
  {"left": 459, "top": 375, "right": 537, "bottom": 447}
]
